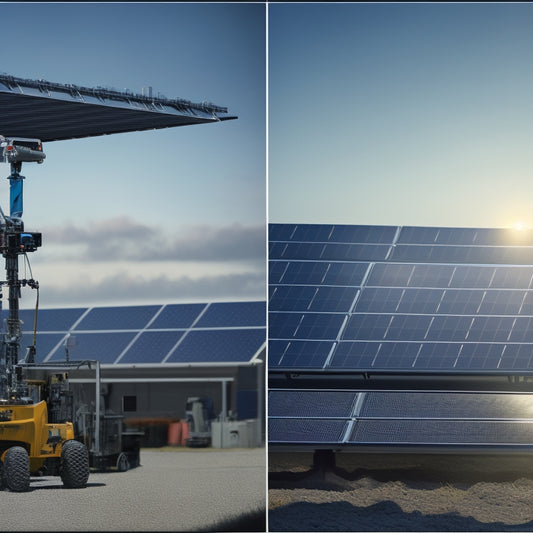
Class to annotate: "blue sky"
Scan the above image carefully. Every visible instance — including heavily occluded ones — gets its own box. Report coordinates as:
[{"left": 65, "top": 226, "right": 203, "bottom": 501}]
[
  {"left": 269, "top": 3, "right": 533, "bottom": 230},
  {"left": 0, "top": 2, "right": 266, "bottom": 308}
]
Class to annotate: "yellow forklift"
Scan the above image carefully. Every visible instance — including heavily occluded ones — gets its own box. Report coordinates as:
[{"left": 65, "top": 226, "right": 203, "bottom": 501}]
[{"left": 0, "top": 138, "right": 90, "bottom": 491}]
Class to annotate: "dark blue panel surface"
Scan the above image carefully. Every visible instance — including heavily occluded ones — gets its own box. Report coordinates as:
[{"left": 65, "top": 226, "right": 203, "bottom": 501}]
[
  {"left": 437, "top": 290, "right": 484, "bottom": 315},
  {"left": 269, "top": 340, "right": 333, "bottom": 369},
  {"left": 270, "top": 242, "right": 390, "bottom": 262},
  {"left": 269, "top": 224, "right": 297, "bottom": 242},
  {"left": 167, "top": 329, "right": 265, "bottom": 363},
  {"left": 269, "top": 224, "right": 397, "bottom": 244},
  {"left": 268, "top": 418, "right": 347, "bottom": 444},
  {"left": 268, "top": 390, "right": 358, "bottom": 417},
  {"left": 19, "top": 308, "right": 87, "bottom": 332},
  {"left": 330, "top": 341, "right": 381, "bottom": 368},
  {"left": 372, "top": 341, "right": 420, "bottom": 368},
  {"left": 343, "top": 314, "right": 433, "bottom": 341},
  {"left": 350, "top": 419, "right": 533, "bottom": 445},
  {"left": 119, "top": 331, "right": 185, "bottom": 364},
  {"left": 269, "top": 312, "right": 345, "bottom": 340},
  {"left": 399, "top": 226, "right": 533, "bottom": 246},
  {"left": 20, "top": 333, "right": 66, "bottom": 363},
  {"left": 75, "top": 305, "right": 160, "bottom": 330},
  {"left": 48, "top": 332, "right": 137, "bottom": 363},
  {"left": 195, "top": 301, "right": 266, "bottom": 328},
  {"left": 269, "top": 261, "right": 369, "bottom": 287},
  {"left": 148, "top": 303, "right": 206, "bottom": 329},
  {"left": 414, "top": 342, "right": 463, "bottom": 369},
  {"left": 269, "top": 286, "right": 358, "bottom": 313},
  {"left": 391, "top": 245, "right": 533, "bottom": 265}
]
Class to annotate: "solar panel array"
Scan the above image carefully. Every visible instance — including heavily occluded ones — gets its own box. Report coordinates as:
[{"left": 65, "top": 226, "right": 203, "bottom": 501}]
[
  {"left": 4, "top": 301, "right": 265, "bottom": 365},
  {"left": 269, "top": 389, "right": 533, "bottom": 450},
  {"left": 0, "top": 74, "right": 236, "bottom": 142},
  {"left": 269, "top": 224, "right": 533, "bottom": 374}
]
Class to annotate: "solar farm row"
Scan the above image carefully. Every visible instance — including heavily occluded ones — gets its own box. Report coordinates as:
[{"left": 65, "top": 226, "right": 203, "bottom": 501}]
[
  {"left": 269, "top": 224, "right": 533, "bottom": 374},
  {"left": 269, "top": 389, "right": 533, "bottom": 450},
  {"left": 3, "top": 301, "right": 266, "bottom": 365}
]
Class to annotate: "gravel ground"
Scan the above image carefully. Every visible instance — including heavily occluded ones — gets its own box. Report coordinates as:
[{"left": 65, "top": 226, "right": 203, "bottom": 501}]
[
  {"left": 269, "top": 452, "right": 533, "bottom": 532},
  {"left": 0, "top": 447, "right": 266, "bottom": 532}
]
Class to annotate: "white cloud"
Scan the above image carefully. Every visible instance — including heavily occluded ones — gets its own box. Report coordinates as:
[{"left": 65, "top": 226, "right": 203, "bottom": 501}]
[{"left": 19, "top": 218, "right": 266, "bottom": 308}]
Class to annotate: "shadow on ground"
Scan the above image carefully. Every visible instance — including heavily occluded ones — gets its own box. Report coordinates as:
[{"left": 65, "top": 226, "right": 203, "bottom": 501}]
[{"left": 269, "top": 500, "right": 533, "bottom": 532}]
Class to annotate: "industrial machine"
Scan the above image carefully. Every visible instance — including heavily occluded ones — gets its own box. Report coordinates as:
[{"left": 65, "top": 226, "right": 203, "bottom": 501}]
[
  {"left": 185, "top": 396, "right": 215, "bottom": 447},
  {"left": 0, "top": 138, "right": 90, "bottom": 491}
]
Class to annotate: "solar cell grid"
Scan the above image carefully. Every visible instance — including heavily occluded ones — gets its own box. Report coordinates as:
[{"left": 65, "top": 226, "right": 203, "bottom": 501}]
[
  {"left": 48, "top": 331, "right": 137, "bottom": 364},
  {"left": 195, "top": 301, "right": 265, "bottom": 328},
  {"left": 373, "top": 342, "right": 419, "bottom": 369},
  {"left": 21, "top": 333, "right": 66, "bottom": 363},
  {"left": 75, "top": 305, "right": 160, "bottom": 330},
  {"left": 269, "top": 339, "right": 333, "bottom": 368},
  {"left": 397, "top": 226, "right": 530, "bottom": 246},
  {"left": 331, "top": 341, "right": 381, "bottom": 369},
  {"left": 166, "top": 329, "right": 264, "bottom": 363},
  {"left": 269, "top": 224, "right": 297, "bottom": 242},
  {"left": 18, "top": 308, "right": 87, "bottom": 332},
  {"left": 437, "top": 289, "right": 484, "bottom": 315},
  {"left": 414, "top": 342, "right": 462, "bottom": 369},
  {"left": 118, "top": 331, "right": 185, "bottom": 364},
  {"left": 268, "top": 390, "right": 358, "bottom": 418},
  {"left": 350, "top": 419, "right": 533, "bottom": 445},
  {"left": 392, "top": 244, "right": 533, "bottom": 265},
  {"left": 148, "top": 303, "right": 206, "bottom": 329},
  {"left": 269, "top": 418, "right": 348, "bottom": 444},
  {"left": 359, "top": 391, "right": 533, "bottom": 418}
]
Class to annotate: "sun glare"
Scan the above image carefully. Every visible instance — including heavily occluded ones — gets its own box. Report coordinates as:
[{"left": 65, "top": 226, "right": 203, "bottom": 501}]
[{"left": 513, "top": 221, "right": 526, "bottom": 231}]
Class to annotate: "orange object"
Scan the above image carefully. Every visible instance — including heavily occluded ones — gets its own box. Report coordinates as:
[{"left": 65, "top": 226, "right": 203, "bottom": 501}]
[
  {"left": 167, "top": 422, "right": 182, "bottom": 446},
  {"left": 180, "top": 421, "right": 189, "bottom": 446}
]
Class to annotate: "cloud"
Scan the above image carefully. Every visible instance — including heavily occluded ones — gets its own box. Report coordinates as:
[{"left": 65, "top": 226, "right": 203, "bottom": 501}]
[
  {"left": 29, "top": 270, "right": 266, "bottom": 307},
  {"left": 43, "top": 217, "right": 266, "bottom": 262}
]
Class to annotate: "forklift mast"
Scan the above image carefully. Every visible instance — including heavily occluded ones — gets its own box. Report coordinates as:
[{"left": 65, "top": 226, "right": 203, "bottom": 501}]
[{"left": 0, "top": 137, "right": 44, "bottom": 403}]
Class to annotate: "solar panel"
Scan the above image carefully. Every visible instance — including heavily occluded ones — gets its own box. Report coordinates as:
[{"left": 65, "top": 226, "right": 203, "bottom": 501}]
[
  {"left": 75, "top": 305, "right": 161, "bottom": 330},
  {"left": 195, "top": 301, "right": 266, "bottom": 328},
  {"left": 166, "top": 329, "right": 265, "bottom": 363},
  {"left": 269, "top": 389, "right": 533, "bottom": 450},
  {"left": 148, "top": 303, "right": 206, "bottom": 329},
  {"left": 118, "top": 331, "right": 185, "bottom": 364},
  {"left": 269, "top": 340, "right": 334, "bottom": 369},
  {"left": 0, "top": 74, "right": 236, "bottom": 142},
  {"left": 1, "top": 301, "right": 265, "bottom": 365},
  {"left": 48, "top": 332, "right": 137, "bottom": 364},
  {"left": 268, "top": 224, "right": 533, "bottom": 375},
  {"left": 18, "top": 308, "right": 87, "bottom": 331},
  {"left": 20, "top": 333, "right": 65, "bottom": 364}
]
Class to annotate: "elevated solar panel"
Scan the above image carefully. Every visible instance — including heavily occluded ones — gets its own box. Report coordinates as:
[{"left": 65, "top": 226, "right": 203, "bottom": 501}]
[
  {"left": 0, "top": 74, "right": 235, "bottom": 142},
  {"left": 269, "top": 389, "right": 533, "bottom": 450},
  {"left": 2, "top": 300, "right": 265, "bottom": 365},
  {"left": 269, "top": 223, "right": 533, "bottom": 375}
]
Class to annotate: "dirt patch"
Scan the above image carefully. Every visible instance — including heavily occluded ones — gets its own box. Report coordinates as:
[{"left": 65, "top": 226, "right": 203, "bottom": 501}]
[{"left": 269, "top": 453, "right": 533, "bottom": 531}]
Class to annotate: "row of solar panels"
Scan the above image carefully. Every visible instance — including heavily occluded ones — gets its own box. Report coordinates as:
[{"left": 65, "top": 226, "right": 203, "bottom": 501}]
[
  {"left": 271, "top": 242, "right": 533, "bottom": 265},
  {"left": 4, "top": 301, "right": 266, "bottom": 365},
  {"left": 270, "top": 223, "right": 533, "bottom": 246},
  {"left": 268, "top": 224, "right": 533, "bottom": 453},
  {"left": 269, "top": 389, "right": 533, "bottom": 449},
  {"left": 269, "top": 224, "right": 533, "bottom": 374}
]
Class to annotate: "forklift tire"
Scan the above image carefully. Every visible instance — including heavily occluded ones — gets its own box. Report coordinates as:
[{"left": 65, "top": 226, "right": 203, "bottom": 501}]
[
  {"left": 116, "top": 452, "right": 129, "bottom": 472},
  {"left": 60, "top": 440, "right": 89, "bottom": 489},
  {"left": 3, "top": 446, "right": 30, "bottom": 492}
]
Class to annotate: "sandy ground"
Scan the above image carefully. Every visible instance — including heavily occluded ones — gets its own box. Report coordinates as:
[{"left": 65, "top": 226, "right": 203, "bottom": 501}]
[{"left": 269, "top": 452, "right": 533, "bottom": 531}]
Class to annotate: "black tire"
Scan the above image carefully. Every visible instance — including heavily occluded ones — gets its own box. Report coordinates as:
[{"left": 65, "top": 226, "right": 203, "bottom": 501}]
[
  {"left": 3, "top": 446, "right": 30, "bottom": 492},
  {"left": 60, "top": 440, "right": 89, "bottom": 488},
  {"left": 116, "top": 452, "right": 129, "bottom": 472}
]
